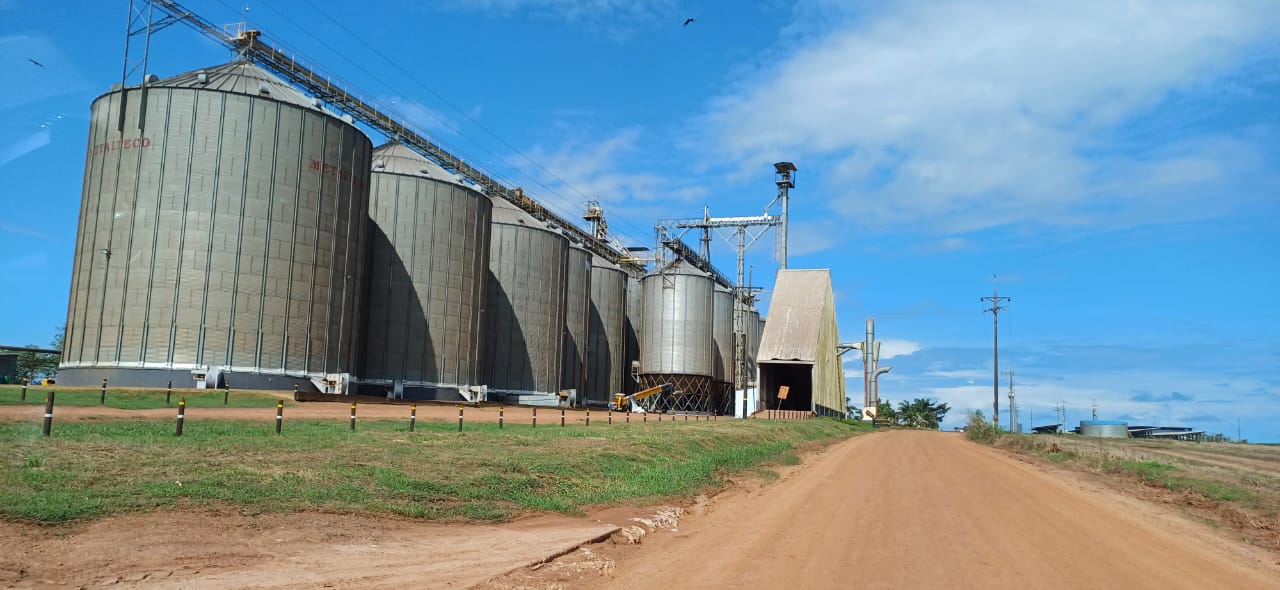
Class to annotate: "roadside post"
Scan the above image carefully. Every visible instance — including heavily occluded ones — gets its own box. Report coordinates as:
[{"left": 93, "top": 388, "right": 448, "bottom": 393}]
[
  {"left": 275, "top": 401, "right": 284, "bottom": 435},
  {"left": 41, "top": 390, "right": 55, "bottom": 437},
  {"left": 175, "top": 399, "right": 186, "bottom": 437}
]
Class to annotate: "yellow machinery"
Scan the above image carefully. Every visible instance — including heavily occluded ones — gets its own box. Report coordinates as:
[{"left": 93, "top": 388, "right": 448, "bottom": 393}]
[{"left": 611, "top": 383, "right": 672, "bottom": 411}]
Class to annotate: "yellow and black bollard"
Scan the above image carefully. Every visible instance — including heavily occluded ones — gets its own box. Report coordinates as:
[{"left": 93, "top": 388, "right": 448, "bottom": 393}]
[
  {"left": 275, "top": 400, "right": 284, "bottom": 435},
  {"left": 100, "top": 378, "right": 107, "bottom": 405},
  {"left": 457, "top": 406, "right": 464, "bottom": 432},
  {"left": 409, "top": 404, "right": 417, "bottom": 432},
  {"left": 350, "top": 403, "right": 357, "bottom": 431},
  {"left": 499, "top": 406, "right": 504, "bottom": 429}
]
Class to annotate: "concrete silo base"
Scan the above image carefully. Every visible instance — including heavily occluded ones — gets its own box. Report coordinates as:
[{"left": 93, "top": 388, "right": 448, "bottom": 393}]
[{"left": 56, "top": 366, "right": 320, "bottom": 392}]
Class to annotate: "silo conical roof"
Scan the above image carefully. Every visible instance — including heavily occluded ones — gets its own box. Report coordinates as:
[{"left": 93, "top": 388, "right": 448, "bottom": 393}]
[
  {"left": 155, "top": 61, "right": 322, "bottom": 111},
  {"left": 490, "top": 195, "right": 548, "bottom": 227},
  {"left": 372, "top": 142, "right": 461, "bottom": 183}
]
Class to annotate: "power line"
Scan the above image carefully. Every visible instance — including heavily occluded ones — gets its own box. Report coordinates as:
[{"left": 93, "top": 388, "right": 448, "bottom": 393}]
[
  {"left": 204, "top": 0, "right": 641, "bottom": 244},
  {"left": 287, "top": 0, "right": 656, "bottom": 244}
]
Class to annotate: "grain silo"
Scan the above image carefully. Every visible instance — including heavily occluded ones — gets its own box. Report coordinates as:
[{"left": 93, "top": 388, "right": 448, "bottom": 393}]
[
  {"left": 358, "top": 143, "right": 491, "bottom": 399},
  {"left": 623, "top": 273, "right": 644, "bottom": 396},
  {"left": 586, "top": 259, "right": 627, "bottom": 405},
  {"left": 59, "top": 61, "right": 371, "bottom": 391},
  {"left": 484, "top": 197, "right": 568, "bottom": 400},
  {"left": 1080, "top": 420, "right": 1129, "bottom": 438},
  {"left": 746, "top": 308, "right": 762, "bottom": 383},
  {"left": 639, "top": 259, "right": 715, "bottom": 413},
  {"left": 712, "top": 286, "right": 735, "bottom": 412},
  {"left": 560, "top": 242, "right": 591, "bottom": 401}
]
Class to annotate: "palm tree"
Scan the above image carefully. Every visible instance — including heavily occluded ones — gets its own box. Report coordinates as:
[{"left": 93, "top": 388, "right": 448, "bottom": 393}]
[{"left": 895, "top": 398, "right": 951, "bottom": 429}]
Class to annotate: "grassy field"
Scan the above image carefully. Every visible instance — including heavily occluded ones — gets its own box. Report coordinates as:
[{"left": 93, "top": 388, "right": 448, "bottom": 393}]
[
  {"left": 1, "top": 416, "right": 867, "bottom": 524},
  {"left": 966, "top": 420, "right": 1280, "bottom": 551},
  {"left": 0, "top": 384, "right": 289, "bottom": 409}
]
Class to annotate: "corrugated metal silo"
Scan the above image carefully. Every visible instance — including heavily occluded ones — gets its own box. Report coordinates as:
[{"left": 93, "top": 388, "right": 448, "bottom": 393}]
[
  {"left": 1080, "top": 420, "right": 1129, "bottom": 438},
  {"left": 560, "top": 243, "right": 591, "bottom": 399},
  {"left": 484, "top": 197, "right": 568, "bottom": 397},
  {"left": 585, "top": 259, "right": 627, "bottom": 404},
  {"left": 623, "top": 274, "right": 643, "bottom": 396},
  {"left": 712, "top": 286, "right": 734, "bottom": 384},
  {"left": 60, "top": 61, "right": 371, "bottom": 390},
  {"left": 639, "top": 260, "right": 715, "bottom": 412},
  {"left": 358, "top": 143, "right": 491, "bottom": 399},
  {"left": 747, "top": 308, "right": 762, "bottom": 383}
]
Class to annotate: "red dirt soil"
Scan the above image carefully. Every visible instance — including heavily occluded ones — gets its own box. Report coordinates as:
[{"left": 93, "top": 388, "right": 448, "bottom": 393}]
[
  {"left": 4, "top": 421, "right": 1277, "bottom": 589},
  {"left": 566, "top": 430, "right": 1280, "bottom": 589}
]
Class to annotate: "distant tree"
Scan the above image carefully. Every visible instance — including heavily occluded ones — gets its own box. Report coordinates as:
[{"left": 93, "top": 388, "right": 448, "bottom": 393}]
[
  {"left": 14, "top": 326, "right": 63, "bottom": 382},
  {"left": 876, "top": 399, "right": 897, "bottom": 424},
  {"left": 896, "top": 398, "right": 951, "bottom": 429}
]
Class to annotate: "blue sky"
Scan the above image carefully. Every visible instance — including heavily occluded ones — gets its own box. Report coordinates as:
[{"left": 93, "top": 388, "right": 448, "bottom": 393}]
[{"left": 1, "top": 1, "right": 1277, "bottom": 440}]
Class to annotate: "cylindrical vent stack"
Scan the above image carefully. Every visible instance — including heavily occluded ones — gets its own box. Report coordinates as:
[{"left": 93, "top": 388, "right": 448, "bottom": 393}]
[
  {"left": 359, "top": 143, "right": 491, "bottom": 398},
  {"left": 561, "top": 244, "right": 591, "bottom": 398},
  {"left": 483, "top": 197, "right": 568, "bottom": 396},
  {"left": 639, "top": 260, "right": 715, "bottom": 412},
  {"left": 586, "top": 260, "right": 627, "bottom": 404},
  {"left": 60, "top": 61, "right": 371, "bottom": 390}
]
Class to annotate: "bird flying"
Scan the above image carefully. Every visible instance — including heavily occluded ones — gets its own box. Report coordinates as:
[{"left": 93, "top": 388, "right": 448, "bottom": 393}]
[
  {"left": 683, "top": 18, "right": 695, "bottom": 27},
  {"left": 28, "top": 58, "right": 44, "bottom": 68}
]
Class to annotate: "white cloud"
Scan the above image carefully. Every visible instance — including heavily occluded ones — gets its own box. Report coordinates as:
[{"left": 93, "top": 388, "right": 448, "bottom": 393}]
[
  {"left": 878, "top": 338, "right": 921, "bottom": 360},
  {"left": 0, "top": 128, "right": 49, "bottom": 166},
  {"left": 429, "top": 0, "right": 678, "bottom": 37},
  {"left": 700, "top": 0, "right": 1280, "bottom": 233},
  {"left": 518, "top": 127, "right": 708, "bottom": 244}
]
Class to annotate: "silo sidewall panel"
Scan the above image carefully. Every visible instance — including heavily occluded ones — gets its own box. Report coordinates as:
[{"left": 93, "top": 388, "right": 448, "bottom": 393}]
[
  {"left": 63, "top": 85, "right": 371, "bottom": 383},
  {"left": 360, "top": 170, "right": 491, "bottom": 391},
  {"left": 587, "top": 266, "right": 626, "bottom": 402},
  {"left": 562, "top": 248, "right": 591, "bottom": 392},
  {"left": 641, "top": 272, "right": 713, "bottom": 378},
  {"left": 485, "top": 223, "right": 567, "bottom": 394}
]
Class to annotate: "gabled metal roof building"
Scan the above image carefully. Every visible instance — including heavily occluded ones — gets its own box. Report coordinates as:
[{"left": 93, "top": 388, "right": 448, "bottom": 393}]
[{"left": 756, "top": 269, "right": 846, "bottom": 417}]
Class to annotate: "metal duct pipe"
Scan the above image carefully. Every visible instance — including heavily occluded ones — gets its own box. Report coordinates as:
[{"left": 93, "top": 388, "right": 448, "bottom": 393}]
[
  {"left": 870, "top": 363, "right": 890, "bottom": 409},
  {"left": 864, "top": 318, "right": 874, "bottom": 411}
]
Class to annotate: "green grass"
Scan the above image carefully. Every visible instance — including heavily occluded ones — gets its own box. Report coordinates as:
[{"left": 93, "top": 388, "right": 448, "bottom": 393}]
[
  {"left": 1115, "top": 460, "right": 1177, "bottom": 481},
  {"left": 0, "top": 416, "right": 867, "bottom": 524},
  {"left": 0, "top": 384, "right": 287, "bottom": 409}
]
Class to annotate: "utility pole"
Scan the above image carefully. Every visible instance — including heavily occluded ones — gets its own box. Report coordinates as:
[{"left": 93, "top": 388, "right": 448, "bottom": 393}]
[
  {"left": 1006, "top": 370, "right": 1015, "bottom": 432},
  {"left": 981, "top": 275, "right": 1010, "bottom": 428}
]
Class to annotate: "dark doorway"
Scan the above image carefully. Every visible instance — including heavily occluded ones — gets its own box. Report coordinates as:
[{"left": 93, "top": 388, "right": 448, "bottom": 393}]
[{"left": 759, "top": 362, "right": 812, "bottom": 412}]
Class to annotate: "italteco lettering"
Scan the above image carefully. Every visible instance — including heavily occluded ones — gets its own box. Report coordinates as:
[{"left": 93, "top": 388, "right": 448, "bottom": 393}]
[
  {"left": 310, "top": 159, "right": 366, "bottom": 189},
  {"left": 91, "top": 137, "right": 152, "bottom": 155}
]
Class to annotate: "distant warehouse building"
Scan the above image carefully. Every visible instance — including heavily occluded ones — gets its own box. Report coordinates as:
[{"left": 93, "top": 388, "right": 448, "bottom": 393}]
[{"left": 755, "top": 269, "right": 846, "bottom": 417}]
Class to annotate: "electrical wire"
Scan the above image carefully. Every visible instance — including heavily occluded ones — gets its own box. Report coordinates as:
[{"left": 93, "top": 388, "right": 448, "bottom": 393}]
[{"left": 203, "top": 0, "right": 639, "bottom": 243}]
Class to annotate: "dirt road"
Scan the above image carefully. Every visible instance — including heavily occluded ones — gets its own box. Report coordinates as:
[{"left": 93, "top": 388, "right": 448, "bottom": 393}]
[{"left": 584, "top": 430, "right": 1280, "bottom": 590}]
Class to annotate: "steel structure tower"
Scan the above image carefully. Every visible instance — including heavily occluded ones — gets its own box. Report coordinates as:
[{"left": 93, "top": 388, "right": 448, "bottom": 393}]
[
  {"left": 652, "top": 163, "right": 795, "bottom": 392},
  {"left": 130, "top": 0, "right": 642, "bottom": 272}
]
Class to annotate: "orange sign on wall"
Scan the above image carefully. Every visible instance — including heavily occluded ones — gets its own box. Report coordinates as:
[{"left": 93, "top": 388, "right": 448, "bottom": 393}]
[{"left": 778, "top": 386, "right": 790, "bottom": 400}]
